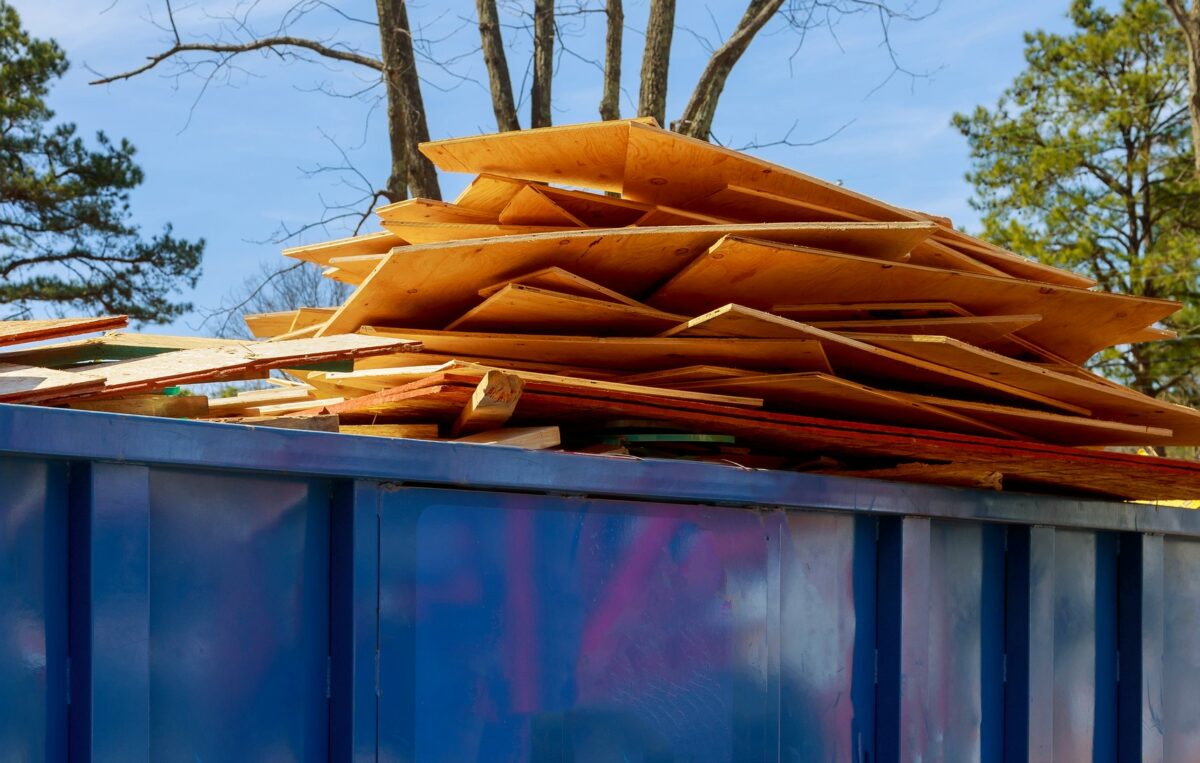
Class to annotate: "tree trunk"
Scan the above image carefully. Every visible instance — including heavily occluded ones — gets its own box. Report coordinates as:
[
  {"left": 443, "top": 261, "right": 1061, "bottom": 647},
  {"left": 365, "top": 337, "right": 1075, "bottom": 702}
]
[
  {"left": 531, "top": 0, "right": 554, "bottom": 128},
  {"left": 1166, "top": 0, "right": 1200, "bottom": 175},
  {"left": 638, "top": 0, "right": 675, "bottom": 126},
  {"left": 600, "top": 0, "right": 623, "bottom": 121},
  {"left": 676, "top": 0, "right": 782, "bottom": 139},
  {"left": 475, "top": 0, "right": 520, "bottom": 132},
  {"left": 376, "top": 0, "right": 441, "bottom": 199}
]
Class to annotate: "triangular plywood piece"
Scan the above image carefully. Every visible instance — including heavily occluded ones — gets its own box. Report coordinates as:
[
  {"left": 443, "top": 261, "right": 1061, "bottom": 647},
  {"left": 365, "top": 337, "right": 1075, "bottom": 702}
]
[
  {"left": 454, "top": 174, "right": 529, "bottom": 214},
  {"left": 477, "top": 266, "right": 645, "bottom": 307},
  {"left": 320, "top": 223, "right": 934, "bottom": 334},
  {"left": 498, "top": 186, "right": 586, "bottom": 226},
  {"left": 648, "top": 237, "right": 1177, "bottom": 363},
  {"left": 446, "top": 284, "right": 686, "bottom": 335}
]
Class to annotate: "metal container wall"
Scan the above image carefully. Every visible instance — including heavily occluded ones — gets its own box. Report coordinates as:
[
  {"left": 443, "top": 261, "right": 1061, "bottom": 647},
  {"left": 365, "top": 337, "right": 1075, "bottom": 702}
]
[{"left": 0, "top": 403, "right": 1197, "bottom": 761}]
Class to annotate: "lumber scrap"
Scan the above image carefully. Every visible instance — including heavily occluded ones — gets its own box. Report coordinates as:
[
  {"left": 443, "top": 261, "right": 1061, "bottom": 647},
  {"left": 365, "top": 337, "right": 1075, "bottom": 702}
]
[
  {"left": 451, "top": 370, "right": 524, "bottom": 435},
  {"left": 649, "top": 237, "right": 1177, "bottom": 363},
  {"left": 358, "top": 327, "right": 833, "bottom": 372},
  {"left": 380, "top": 220, "right": 574, "bottom": 244},
  {"left": 446, "top": 284, "right": 687, "bottom": 335},
  {"left": 0, "top": 332, "right": 242, "bottom": 368},
  {"left": 498, "top": 186, "right": 586, "bottom": 226},
  {"left": 0, "top": 316, "right": 128, "bottom": 347},
  {"left": 318, "top": 222, "right": 934, "bottom": 333},
  {"left": 811, "top": 315, "right": 1040, "bottom": 346},
  {"left": 67, "top": 394, "right": 209, "bottom": 418},
  {"left": 216, "top": 414, "right": 341, "bottom": 432},
  {"left": 456, "top": 426, "right": 561, "bottom": 449},
  {"left": 773, "top": 302, "right": 973, "bottom": 320}
]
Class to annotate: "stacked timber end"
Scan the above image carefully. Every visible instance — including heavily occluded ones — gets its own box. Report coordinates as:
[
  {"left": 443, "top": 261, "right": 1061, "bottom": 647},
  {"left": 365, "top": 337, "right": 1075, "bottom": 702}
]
[{"left": 4, "top": 119, "right": 1200, "bottom": 501}]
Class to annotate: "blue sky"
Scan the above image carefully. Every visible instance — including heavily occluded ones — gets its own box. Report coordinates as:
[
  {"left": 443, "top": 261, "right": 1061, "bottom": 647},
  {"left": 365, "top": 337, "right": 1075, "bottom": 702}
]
[{"left": 13, "top": 0, "right": 1081, "bottom": 333}]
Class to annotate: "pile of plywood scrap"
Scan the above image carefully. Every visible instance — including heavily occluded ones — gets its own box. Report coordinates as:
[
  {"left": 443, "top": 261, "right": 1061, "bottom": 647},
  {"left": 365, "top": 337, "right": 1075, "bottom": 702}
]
[{"left": 7, "top": 118, "right": 1200, "bottom": 500}]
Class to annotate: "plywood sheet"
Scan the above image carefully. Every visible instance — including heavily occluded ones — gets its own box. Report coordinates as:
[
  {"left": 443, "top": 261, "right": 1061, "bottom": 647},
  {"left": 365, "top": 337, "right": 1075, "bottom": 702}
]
[
  {"left": 454, "top": 174, "right": 529, "bottom": 214},
  {"left": 320, "top": 223, "right": 935, "bottom": 333},
  {"left": 0, "top": 364, "right": 104, "bottom": 403},
  {"left": 375, "top": 197, "right": 497, "bottom": 224},
  {"left": 244, "top": 310, "right": 298, "bottom": 339},
  {"left": 379, "top": 220, "right": 571, "bottom": 244},
  {"left": 0, "top": 316, "right": 128, "bottom": 347},
  {"left": 772, "top": 302, "right": 973, "bottom": 320},
  {"left": 648, "top": 237, "right": 1178, "bottom": 363},
  {"left": 358, "top": 327, "right": 833, "bottom": 373},
  {"left": 283, "top": 230, "right": 405, "bottom": 266},
  {"left": 446, "top": 284, "right": 686, "bottom": 335}
]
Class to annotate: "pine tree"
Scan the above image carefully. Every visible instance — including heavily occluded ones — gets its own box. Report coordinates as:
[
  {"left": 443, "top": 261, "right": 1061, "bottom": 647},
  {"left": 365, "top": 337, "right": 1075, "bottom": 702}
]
[{"left": 0, "top": 5, "right": 202, "bottom": 323}]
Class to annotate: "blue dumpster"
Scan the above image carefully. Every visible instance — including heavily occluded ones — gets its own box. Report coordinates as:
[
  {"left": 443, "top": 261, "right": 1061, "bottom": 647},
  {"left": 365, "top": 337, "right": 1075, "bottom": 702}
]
[{"left": 0, "top": 402, "right": 1194, "bottom": 761}]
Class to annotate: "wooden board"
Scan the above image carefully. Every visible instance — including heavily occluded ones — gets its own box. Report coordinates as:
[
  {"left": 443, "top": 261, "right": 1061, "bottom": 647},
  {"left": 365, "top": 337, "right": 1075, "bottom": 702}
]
[
  {"left": 851, "top": 333, "right": 1200, "bottom": 443},
  {"left": 678, "top": 372, "right": 1017, "bottom": 438},
  {"left": 661, "top": 304, "right": 1087, "bottom": 414},
  {"left": 454, "top": 174, "right": 534, "bottom": 214},
  {"left": 339, "top": 423, "right": 440, "bottom": 439},
  {"left": 215, "top": 414, "right": 341, "bottom": 432},
  {"left": 420, "top": 119, "right": 1091, "bottom": 287},
  {"left": 244, "top": 310, "right": 298, "bottom": 339},
  {"left": 451, "top": 371, "right": 523, "bottom": 435},
  {"left": 633, "top": 206, "right": 733, "bottom": 226},
  {"left": 283, "top": 230, "right": 405, "bottom": 266},
  {"left": 319, "top": 223, "right": 935, "bottom": 333},
  {"left": 206, "top": 387, "right": 316, "bottom": 416},
  {"left": 0, "top": 316, "right": 128, "bottom": 347},
  {"left": 379, "top": 220, "right": 572, "bottom": 244},
  {"left": 375, "top": 197, "right": 497, "bottom": 224},
  {"left": 456, "top": 426, "right": 561, "bottom": 449},
  {"left": 359, "top": 327, "right": 833, "bottom": 373},
  {"left": 477, "top": 266, "right": 645, "bottom": 307},
  {"left": 446, "top": 284, "right": 687, "bottom": 335},
  {"left": 351, "top": 351, "right": 617, "bottom": 378},
  {"left": 40, "top": 335, "right": 420, "bottom": 403},
  {"left": 498, "top": 186, "right": 585, "bottom": 226},
  {"left": 243, "top": 397, "right": 345, "bottom": 417},
  {"left": 648, "top": 236, "right": 1178, "bottom": 363},
  {"left": 67, "top": 394, "right": 209, "bottom": 418},
  {"left": 0, "top": 363, "right": 104, "bottom": 403},
  {"left": 899, "top": 393, "right": 1174, "bottom": 447}
]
